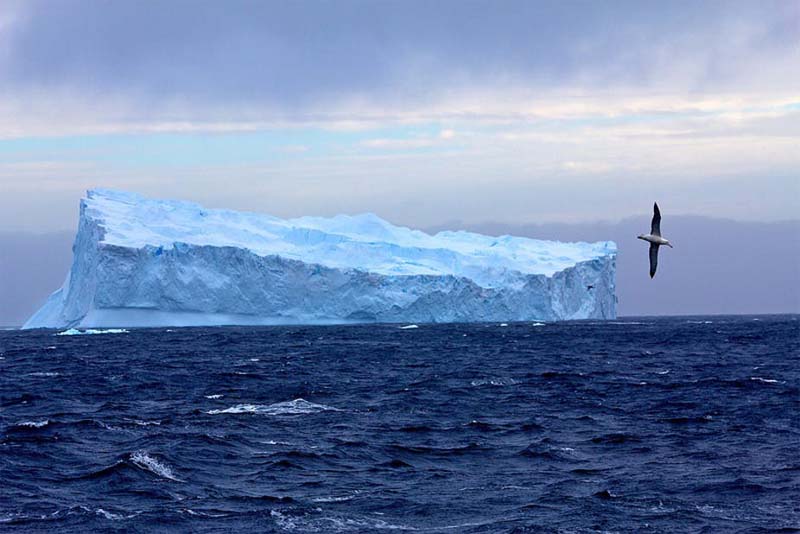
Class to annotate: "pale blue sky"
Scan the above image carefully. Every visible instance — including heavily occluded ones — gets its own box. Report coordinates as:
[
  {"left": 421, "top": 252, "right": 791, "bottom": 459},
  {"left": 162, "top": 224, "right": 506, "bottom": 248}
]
[{"left": 0, "top": 0, "right": 798, "bottom": 231}]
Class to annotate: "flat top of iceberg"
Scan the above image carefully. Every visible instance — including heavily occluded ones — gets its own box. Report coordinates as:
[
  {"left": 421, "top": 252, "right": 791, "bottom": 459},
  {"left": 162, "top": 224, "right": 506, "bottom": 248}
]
[{"left": 84, "top": 189, "right": 616, "bottom": 281}]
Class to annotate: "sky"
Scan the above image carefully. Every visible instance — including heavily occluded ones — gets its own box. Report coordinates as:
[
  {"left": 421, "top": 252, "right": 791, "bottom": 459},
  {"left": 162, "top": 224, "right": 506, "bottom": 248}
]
[{"left": 0, "top": 0, "right": 798, "bottom": 232}]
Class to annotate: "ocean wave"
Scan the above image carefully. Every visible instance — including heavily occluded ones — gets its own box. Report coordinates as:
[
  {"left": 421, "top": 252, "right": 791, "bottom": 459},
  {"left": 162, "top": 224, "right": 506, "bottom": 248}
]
[
  {"left": 130, "top": 451, "right": 181, "bottom": 481},
  {"left": 96, "top": 508, "right": 138, "bottom": 520},
  {"left": 270, "top": 509, "right": 507, "bottom": 532},
  {"left": 518, "top": 440, "right": 576, "bottom": 461},
  {"left": 398, "top": 424, "right": 436, "bottom": 433},
  {"left": 260, "top": 439, "right": 294, "bottom": 446},
  {"left": 180, "top": 509, "right": 228, "bottom": 518},
  {"left": 465, "top": 420, "right": 503, "bottom": 432},
  {"left": 312, "top": 491, "right": 361, "bottom": 503},
  {"left": 56, "top": 328, "right": 129, "bottom": 336},
  {"left": 207, "top": 398, "right": 340, "bottom": 416},
  {"left": 390, "top": 442, "right": 486, "bottom": 456},
  {"left": 750, "top": 377, "right": 781, "bottom": 384},
  {"left": 270, "top": 510, "right": 414, "bottom": 531},
  {"left": 470, "top": 378, "right": 519, "bottom": 387},
  {"left": 593, "top": 489, "right": 620, "bottom": 500},
  {"left": 379, "top": 459, "right": 413, "bottom": 469},
  {"left": 15, "top": 420, "right": 49, "bottom": 429},
  {"left": 590, "top": 433, "right": 642, "bottom": 444},
  {"left": 124, "top": 419, "right": 161, "bottom": 426}
]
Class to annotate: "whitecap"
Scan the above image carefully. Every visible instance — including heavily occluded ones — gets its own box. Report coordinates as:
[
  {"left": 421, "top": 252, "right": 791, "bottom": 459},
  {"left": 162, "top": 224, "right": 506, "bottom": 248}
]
[
  {"left": 499, "top": 323, "right": 508, "bottom": 327},
  {"left": 249, "top": 358, "right": 260, "bottom": 362},
  {"left": 182, "top": 509, "right": 227, "bottom": 518},
  {"left": 750, "top": 377, "right": 780, "bottom": 384},
  {"left": 429, "top": 519, "right": 506, "bottom": 531},
  {"left": 270, "top": 510, "right": 413, "bottom": 531},
  {"left": 207, "top": 398, "right": 339, "bottom": 416},
  {"left": 205, "top": 394, "right": 224, "bottom": 399},
  {"left": 96, "top": 509, "right": 124, "bottom": 520},
  {"left": 470, "top": 378, "right": 519, "bottom": 387},
  {"left": 260, "top": 439, "right": 293, "bottom": 446},
  {"left": 399, "top": 324, "right": 419, "bottom": 330},
  {"left": 532, "top": 322, "right": 546, "bottom": 327},
  {"left": 56, "top": 328, "right": 129, "bottom": 336},
  {"left": 130, "top": 451, "right": 181, "bottom": 481},
  {"left": 127, "top": 419, "right": 161, "bottom": 426},
  {"left": 312, "top": 491, "right": 360, "bottom": 503},
  {"left": 27, "top": 372, "right": 60, "bottom": 377},
  {"left": 96, "top": 508, "right": 140, "bottom": 520},
  {"left": 18, "top": 420, "right": 49, "bottom": 428}
]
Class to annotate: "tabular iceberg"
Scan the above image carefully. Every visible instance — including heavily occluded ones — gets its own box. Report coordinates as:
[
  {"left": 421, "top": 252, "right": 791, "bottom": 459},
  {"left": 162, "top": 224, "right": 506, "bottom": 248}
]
[{"left": 24, "top": 190, "right": 617, "bottom": 328}]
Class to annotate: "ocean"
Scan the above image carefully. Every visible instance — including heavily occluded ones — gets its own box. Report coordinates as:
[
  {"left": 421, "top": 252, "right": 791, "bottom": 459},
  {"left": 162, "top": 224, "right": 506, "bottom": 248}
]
[{"left": 1, "top": 316, "right": 798, "bottom": 532}]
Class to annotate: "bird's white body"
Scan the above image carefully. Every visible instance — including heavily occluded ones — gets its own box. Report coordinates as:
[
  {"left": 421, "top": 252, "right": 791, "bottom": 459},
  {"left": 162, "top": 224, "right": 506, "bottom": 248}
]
[
  {"left": 639, "top": 202, "right": 673, "bottom": 278},
  {"left": 637, "top": 234, "right": 672, "bottom": 247}
]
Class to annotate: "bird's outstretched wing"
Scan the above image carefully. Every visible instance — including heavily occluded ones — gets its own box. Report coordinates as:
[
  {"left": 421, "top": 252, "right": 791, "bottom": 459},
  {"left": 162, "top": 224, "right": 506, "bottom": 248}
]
[
  {"left": 649, "top": 243, "right": 659, "bottom": 278},
  {"left": 651, "top": 202, "right": 661, "bottom": 236}
]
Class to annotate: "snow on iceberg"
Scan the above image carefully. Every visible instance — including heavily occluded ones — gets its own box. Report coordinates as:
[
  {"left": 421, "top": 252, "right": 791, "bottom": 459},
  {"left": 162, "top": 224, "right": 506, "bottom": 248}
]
[{"left": 24, "top": 190, "right": 616, "bottom": 329}]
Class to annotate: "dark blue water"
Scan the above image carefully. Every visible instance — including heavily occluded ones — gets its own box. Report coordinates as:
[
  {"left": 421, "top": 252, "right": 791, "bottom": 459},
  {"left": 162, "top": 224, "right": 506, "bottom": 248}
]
[{"left": 1, "top": 316, "right": 798, "bottom": 532}]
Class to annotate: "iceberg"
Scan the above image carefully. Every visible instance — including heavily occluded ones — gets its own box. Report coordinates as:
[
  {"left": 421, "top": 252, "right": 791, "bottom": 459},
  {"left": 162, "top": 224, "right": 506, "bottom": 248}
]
[{"left": 23, "top": 190, "right": 617, "bottom": 329}]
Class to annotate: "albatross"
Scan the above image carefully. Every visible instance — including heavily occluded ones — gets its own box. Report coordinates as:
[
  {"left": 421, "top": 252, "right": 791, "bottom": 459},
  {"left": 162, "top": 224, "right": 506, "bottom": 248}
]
[{"left": 637, "top": 202, "right": 673, "bottom": 278}]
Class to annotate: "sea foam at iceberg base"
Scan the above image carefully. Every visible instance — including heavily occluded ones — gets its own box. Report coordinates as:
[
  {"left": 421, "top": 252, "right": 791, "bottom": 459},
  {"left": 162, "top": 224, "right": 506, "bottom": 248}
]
[{"left": 24, "top": 190, "right": 617, "bottom": 329}]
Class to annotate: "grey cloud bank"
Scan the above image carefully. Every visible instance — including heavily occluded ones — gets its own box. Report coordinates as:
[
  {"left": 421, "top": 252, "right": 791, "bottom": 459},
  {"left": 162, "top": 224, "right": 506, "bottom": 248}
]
[{"left": 1, "top": 0, "right": 797, "bottom": 118}]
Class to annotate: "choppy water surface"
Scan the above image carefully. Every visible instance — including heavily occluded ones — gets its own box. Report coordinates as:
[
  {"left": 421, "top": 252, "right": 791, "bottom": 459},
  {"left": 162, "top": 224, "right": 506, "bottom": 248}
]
[{"left": 1, "top": 316, "right": 798, "bottom": 532}]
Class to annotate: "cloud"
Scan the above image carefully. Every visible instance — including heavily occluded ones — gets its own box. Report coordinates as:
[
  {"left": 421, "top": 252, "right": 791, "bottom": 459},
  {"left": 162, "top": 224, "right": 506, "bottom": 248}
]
[
  {"left": 361, "top": 129, "right": 457, "bottom": 150},
  {"left": 0, "top": 1, "right": 797, "bottom": 231},
  {"left": 0, "top": 1, "right": 797, "bottom": 137}
]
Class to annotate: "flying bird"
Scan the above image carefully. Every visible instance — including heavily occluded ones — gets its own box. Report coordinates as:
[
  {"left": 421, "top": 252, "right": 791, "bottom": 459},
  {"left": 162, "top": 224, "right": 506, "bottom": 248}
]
[{"left": 637, "top": 202, "right": 673, "bottom": 278}]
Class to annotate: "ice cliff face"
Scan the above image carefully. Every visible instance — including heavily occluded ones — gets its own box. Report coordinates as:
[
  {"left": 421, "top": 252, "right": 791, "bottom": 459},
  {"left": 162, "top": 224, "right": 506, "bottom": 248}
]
[{"left": 24, "top": 190, "right": 617, "bottom": 328}]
